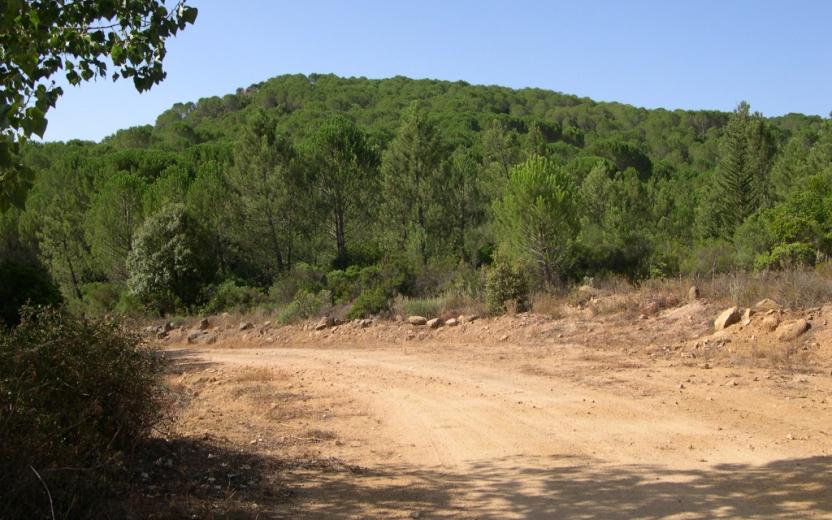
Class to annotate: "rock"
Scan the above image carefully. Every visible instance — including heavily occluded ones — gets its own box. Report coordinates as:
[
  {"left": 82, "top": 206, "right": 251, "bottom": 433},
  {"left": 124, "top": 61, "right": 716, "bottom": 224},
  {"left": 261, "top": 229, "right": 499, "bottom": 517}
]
[
  {"left": 187, "top": 331, "right": 203, "bottom": 344},
  {"left": 202, "top": 332, "right": 218, "bottom": 345},
  {"left": 462, "top": 314, "right": 479, "bottom": 323},
  {"left": 499, "top": 334, "right": 509, "bottom": 342},
  {"left": 426, "top": 318, "right": 443, "bottom": 329},
  {"left": 239, "top": 322, "right": 254, "bottom": 331},
  {"left": 714, "top": 307, "right": 741, "bottom": 331},
  {"left": 688, "top": 285, "right": 700, "bottom": 301},
  {"left": 314, "top": 316, "right": 335, "bottom": 330},
  {"left": 761, "top": 315, "right": 780, "bottom": 332},
  {"left": 163, "top": 321, "right": 174, "bottom": 332},
  {"left": 445, "top": 318, "right": 459, "bottom": 327},
  {"left": 359, "top": 318, "right": 372, "bottom": 328},
  {"left": 198, "top": 317, "right": 210, "bottom": 330},
  {"left": 741, "top": 308, "right": 753, "bottom": 326},
  {"left": 777, "top": 319, "right": 810, "bottom": 341},
  {"left": 754, "top": 298, "right": 781, "bottom": 311},
  {"left": 408, "top": 316, "right": 427, "bottom": 326}
]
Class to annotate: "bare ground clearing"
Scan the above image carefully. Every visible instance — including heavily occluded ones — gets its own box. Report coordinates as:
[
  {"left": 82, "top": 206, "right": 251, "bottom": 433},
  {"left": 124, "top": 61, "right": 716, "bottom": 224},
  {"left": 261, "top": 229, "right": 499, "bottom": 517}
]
[{"left": 132, "top": 302, "right": 832, "bottom": 518}]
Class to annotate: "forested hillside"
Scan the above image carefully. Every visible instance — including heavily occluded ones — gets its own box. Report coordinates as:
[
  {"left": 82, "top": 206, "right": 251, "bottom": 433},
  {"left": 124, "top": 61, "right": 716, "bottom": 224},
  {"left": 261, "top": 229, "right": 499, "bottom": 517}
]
[{"left": 3, "top": 73, "right": 831, "bottom": 320}]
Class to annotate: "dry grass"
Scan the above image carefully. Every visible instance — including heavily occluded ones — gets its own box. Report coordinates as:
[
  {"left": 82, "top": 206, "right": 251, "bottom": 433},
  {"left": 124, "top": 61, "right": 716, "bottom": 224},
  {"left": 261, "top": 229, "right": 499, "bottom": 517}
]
[
  {"left": 392, "top": 292, "right": 485, "bottom": 319},
  {"left": 641, "top": 267, "right": 832, "bottom": 309},
  {"left": 530, "top": 292, "right": 566, "bottom": 318}
]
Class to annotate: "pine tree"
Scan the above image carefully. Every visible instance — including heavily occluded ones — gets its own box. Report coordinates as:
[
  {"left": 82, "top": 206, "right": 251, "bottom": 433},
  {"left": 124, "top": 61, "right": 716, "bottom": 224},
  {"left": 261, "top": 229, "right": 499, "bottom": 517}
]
[
  {"left": 305, "top": 115, "right": 378, "bottom": 266},
  {"left": 713, "top": 102, "right": 774, "bottom": 237},
  {"left": 228, "top": 110, "right": 299, "bottom": 279},
  {"left": 493, "top": 156, "right": 578, "bottom": 285},
  {"left": 381, "top": 102, "right": 445, "bottom": 264}
]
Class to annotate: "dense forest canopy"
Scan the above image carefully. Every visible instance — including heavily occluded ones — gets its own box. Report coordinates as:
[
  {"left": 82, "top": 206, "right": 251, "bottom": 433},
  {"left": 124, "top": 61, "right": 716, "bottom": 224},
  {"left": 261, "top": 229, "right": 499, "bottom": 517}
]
[{"left": 2, "top": 73, "right": 831, "bottom": 319}]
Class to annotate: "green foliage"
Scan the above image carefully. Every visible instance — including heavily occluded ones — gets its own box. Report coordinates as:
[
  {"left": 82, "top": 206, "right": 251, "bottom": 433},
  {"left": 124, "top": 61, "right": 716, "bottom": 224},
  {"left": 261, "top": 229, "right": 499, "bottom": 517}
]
[
  {"left": 126, "top": 203, "right": 216, "bottom": 313},
  {"left": 306, "top": 114, "right": 379, "bottom": 265},
  {"left": 75, "top": 281, "right": 123, "bottom": 316},
  {"left": 4, "top": 74, "right": 832, "bottom": 316},
  {"left": 347, "top": 287, "right": 390, "bottom": 319},
  {"left": 276, "top": 289, "right": 331, "bottom": 324},
  {"left": 0, "top": 0, "right": 197, "bottom": 205},
  {"left": 228, "top": 110, "right": 302, "bottom": 279},
  {"left": 0, "top": 306, "right": 164, "bottom": 519},
  {"left": 85, "top": 171, "right": 147, "bottom": 281},
  {"left": 269, "top": 263, "right": 326, "bottom": 305},
  {"left": 381, "top": 102, "right": 445, "bottom": 263},
  {"left": 754, "top": 242, "right": 817, "bottom": 270},
  {"left": 397, "top": 295, "right": 444, "bottom": 319},
  {"left": 0, "top": 259, "right": 62, "bottom": 327},
  {"left": 494, "top": 156, "right": 578, "bottom": 284},
  {"left": 485, "top": 262, "right": 529, "bottom": 314},
  {"left": 203, "top": 280, "right": 266, "bottom": 313},
  {"left": 708, "top": 102, "right": 775, "bottom": 238}
]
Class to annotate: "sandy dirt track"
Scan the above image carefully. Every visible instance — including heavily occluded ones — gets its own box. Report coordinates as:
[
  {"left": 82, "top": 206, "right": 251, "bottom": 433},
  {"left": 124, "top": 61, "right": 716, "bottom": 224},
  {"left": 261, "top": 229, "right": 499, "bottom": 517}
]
[{"left": 163, "top": 326, "right": 832, "bottom": 519}]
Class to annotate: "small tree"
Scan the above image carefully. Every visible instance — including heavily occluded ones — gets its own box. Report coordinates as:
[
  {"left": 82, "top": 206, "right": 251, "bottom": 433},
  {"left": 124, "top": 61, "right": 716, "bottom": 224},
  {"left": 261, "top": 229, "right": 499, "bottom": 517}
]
[
  {"left": 126, "top": 204, "right": 215, "bottom": 312},
  {"left": 494, "top": 156, "right": 578, "bottom": 286}
]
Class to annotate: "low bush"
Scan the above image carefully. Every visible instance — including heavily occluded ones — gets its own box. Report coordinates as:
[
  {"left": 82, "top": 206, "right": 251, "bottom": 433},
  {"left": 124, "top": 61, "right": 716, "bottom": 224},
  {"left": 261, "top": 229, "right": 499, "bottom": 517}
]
[
  {"left": 76, "top": 281, "right": 123, "bottom": 316},
  {"left": 269, "top": 263, "right": 325, "bottom": 306},
  {"left": 346, "top": 287, "right": 390, "bottom": 319},
  {"left": 0, "top": 306, "right": 165, "bottom": 519},
  {"left": 276, "top": 289, "right": 331, "bottom": 324},
  {"left": 203, "top": 280, "right": 266, "bottom": 313},
  {"left": 485, "top": 262, "right": 529, "bottom": 314}
]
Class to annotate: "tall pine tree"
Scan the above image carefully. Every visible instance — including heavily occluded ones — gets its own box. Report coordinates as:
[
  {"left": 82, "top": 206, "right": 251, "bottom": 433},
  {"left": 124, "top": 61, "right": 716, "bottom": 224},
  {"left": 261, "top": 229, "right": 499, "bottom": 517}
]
[{"left": 712, "top": 102, "right": 774, "bottom": 237}]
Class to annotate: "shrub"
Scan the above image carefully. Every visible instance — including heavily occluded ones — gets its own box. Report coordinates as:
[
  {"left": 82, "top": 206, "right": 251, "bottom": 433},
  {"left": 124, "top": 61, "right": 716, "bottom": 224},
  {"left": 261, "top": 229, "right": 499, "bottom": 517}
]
[
  {"left": 485, "top": 262, "right": 529, "bottom": 314},
  {"left": 268, "top": 263, "right": 325, "bottom": 306},
  {"left": 754, "top": 242, "right": 817, "bottom": 270},
  {"left": 276, "top": 289, "right": 331, "bottom": 324},
  {"left": 204, "top": 280, "right": 266, "bottom": 313},
  {"left": 0, "top": 259, "right": 62, "bottom": 327},
  {"left": 74, "top": 282, "right": 123, "bottom": 316},
  {"left": 126, "top": 203, "right": 217, "bottom": 314},
  {"left": 347, "top": 287, "right": 390, "bottom": 319},
  {"left": 0, "top": 306, "right": 164, "bottom": 518}
]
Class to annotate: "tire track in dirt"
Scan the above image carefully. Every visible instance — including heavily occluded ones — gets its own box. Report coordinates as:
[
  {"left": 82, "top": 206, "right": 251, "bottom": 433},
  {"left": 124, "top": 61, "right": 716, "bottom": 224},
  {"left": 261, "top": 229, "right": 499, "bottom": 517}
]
[{"left": 181, "top": 344, "right": 832, "bottom": 518}]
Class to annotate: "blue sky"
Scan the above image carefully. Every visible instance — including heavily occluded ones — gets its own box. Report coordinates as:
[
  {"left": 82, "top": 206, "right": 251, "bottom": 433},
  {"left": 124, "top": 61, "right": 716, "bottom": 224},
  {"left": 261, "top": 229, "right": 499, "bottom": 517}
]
[{"left": 43, "top": 0, "right": 832, "bottom": 142}]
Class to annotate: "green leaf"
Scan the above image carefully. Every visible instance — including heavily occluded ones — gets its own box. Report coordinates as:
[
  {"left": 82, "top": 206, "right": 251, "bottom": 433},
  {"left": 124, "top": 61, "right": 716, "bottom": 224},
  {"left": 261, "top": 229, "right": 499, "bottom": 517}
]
[{"left": 111, "top": 43, "right": 125, "bottom": 64}]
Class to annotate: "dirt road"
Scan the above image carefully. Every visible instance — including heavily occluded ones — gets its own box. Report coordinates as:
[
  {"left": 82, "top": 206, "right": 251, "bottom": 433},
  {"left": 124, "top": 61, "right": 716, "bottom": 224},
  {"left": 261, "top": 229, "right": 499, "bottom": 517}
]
[{"left": 164, "top": 335, "right": 832, "bottom": 519}]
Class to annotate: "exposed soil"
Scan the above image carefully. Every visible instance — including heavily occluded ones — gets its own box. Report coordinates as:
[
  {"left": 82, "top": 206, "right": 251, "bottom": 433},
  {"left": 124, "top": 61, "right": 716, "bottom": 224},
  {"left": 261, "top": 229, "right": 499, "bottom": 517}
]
[{"left": 134, "top": 300, "right": 832, "bottom": 518}]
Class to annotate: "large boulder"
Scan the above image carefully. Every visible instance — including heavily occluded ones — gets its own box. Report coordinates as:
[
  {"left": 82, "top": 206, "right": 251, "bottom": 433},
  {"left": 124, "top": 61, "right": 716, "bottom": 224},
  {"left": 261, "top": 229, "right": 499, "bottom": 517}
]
[
  {"left": 198, "top": 317, "right": 210, "bottom": 330},
  {"left": 445, "top": 318, "right": 459, "bottom": 327},
  {"left": 239, "top": 321, "right": 254, "bottom": 331},
  {"left": 714, "top": 306, "right": 741, "bottom": 331},
  {"left": 777, "top": 319, "right": 811, "bottom": 341},
  {"left": 408, "top": 316, "right": 427, "bottom": 326}
]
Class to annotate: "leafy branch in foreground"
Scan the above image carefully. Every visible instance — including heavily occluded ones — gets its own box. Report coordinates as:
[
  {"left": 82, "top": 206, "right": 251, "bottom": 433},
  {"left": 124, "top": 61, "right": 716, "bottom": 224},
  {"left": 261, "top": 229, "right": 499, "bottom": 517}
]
[{"left": 0, "top": 0, "right": 198, "bottom": 205}]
